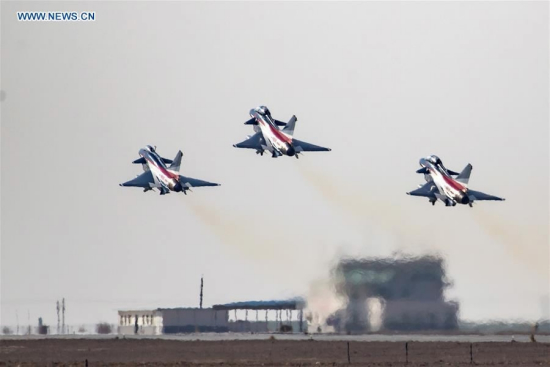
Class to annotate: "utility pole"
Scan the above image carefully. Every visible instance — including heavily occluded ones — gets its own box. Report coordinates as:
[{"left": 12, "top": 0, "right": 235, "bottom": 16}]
[
  {"left": 15, "top": 310, "right": 19, "bottom": 335},
  {"left": 199, "top": 276, "right": 204, "bottom": 309},
  {"left": 62, "top": 298, "right": 65, "bottom": 334}
]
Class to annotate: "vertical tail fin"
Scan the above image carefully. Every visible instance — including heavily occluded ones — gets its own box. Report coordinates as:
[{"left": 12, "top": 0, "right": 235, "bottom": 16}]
[
  {"left": 169, "top": 151, "right": 183, "bottom": 172},
  {"left": 456, "top": 164, "right": 472, "bottom": 186},
  {"left": 282, "top": 115, "right": 297, "bottom": 136}
]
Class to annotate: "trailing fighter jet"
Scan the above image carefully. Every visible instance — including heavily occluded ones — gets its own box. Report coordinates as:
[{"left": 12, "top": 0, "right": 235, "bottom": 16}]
[
  {"left": 233, "top": 106, "right": 331, "bottom": 158},
  {"left": 407, "top": 155, "right": 505, "bottom": 207},
  {"left": 120, "top": 145, "right": 220, "bottom": 195}
]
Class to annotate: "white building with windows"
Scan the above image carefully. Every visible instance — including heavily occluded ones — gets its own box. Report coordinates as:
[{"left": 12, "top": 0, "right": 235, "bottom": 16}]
[{"left": 118, "top": 299, "right": 305, "bottom": 335}]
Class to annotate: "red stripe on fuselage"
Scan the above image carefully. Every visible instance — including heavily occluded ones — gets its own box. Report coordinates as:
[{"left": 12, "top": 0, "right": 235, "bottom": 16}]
[
  {"left": 259, "top": 118, "right": 292, "bottom": 144},
  {"left": 427, "top": 166, "right": 465, "bottom": 192},
  {"left": 441, "top": 172, "right": 465, "bottom": 191},
  {"left": 145, "top": 156, "right": 179, "bottom": 181}
]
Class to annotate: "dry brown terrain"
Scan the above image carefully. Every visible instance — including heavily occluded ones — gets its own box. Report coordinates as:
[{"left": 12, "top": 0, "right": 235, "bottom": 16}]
[{"left": 1, "top": 339, "right": 549, "bottom": 366}]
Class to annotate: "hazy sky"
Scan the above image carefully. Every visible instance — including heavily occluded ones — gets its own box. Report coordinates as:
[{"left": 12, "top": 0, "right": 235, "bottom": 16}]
[{"left": 1, "top": 1, "right": 548, "bottom": 327}]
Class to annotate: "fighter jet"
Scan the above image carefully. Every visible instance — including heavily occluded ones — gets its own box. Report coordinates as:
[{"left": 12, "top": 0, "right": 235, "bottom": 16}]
[
  {"left": 120, "top": 145, "right": 220, "bottom": 195},
  {"left": 233, "top": 106, "right": 331, "bottom": 158},
  {"left": 407, "top": 155, "right": 505, "bottom": 207}
]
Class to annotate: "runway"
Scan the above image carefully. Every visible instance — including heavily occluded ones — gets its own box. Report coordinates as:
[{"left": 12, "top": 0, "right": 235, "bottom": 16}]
[{"left": 2, "top": 332, "right": 549, "bottom": 343}]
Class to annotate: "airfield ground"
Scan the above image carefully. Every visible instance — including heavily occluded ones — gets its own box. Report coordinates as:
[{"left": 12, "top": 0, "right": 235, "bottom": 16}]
[{"left": 1, "top": 338, "right": 550, "bottom": 366}]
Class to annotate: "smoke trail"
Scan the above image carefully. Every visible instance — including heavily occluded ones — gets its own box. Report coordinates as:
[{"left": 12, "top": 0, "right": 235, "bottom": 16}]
[
  {"left": 186, "top": 197, "right": 280, "bottom": 259},
  {"left": 471, "top": 207, "right": 548, "bottom": 277},
  {"left": 295, "top": 163, "right": 432, "bottom": 250}
]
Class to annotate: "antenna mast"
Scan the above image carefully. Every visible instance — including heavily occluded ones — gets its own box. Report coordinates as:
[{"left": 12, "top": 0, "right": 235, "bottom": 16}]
[
  {"left": 199, "top": 276, "right": 204, "bottom": 309},
  {"left": 62, "top": 298, "right": 65, "bottom": 334},
  {"left": 56, "top": 301, "right": 60, "bottom": 334}
]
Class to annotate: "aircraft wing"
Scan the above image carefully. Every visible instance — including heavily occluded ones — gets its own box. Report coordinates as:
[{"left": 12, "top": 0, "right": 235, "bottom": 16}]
[
  {"left": 407, "top": 181, "right": 437, "bottom": 198},
  {"left": 179, "top": 175, "right": 220, "bottom": 188},
  {"left": 468, "top": 190, "right": 505, "bottom": 201},
  {"left": 233, "top": 132, "right": 265, "bottom": 150},
  {"left": 120, "top": 171, "right": 154, "bottom": 188},
  {"left": 292, "top": 139, "right": 331, "bottom": 152}
]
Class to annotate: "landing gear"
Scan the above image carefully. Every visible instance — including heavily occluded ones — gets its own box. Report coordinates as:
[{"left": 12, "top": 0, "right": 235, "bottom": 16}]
[
  {"left": 255, "top": 149, "right": 264, "bottom": 156},
  {"left": 468, "top": 203, "right": 473, "bottom": 208}
]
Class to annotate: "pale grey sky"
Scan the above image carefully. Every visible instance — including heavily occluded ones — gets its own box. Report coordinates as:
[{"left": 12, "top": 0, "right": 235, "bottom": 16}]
[{"left": 1, "top": 1, "right": 548, "bottom": 326}]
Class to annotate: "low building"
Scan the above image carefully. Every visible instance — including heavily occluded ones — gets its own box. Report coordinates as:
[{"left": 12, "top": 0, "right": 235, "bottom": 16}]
[
  {"left": 118, "top": 308, "right": 229, "bottom": 335},
  {"left": 118, "top": 299, "right": 306, "bottom": 335}
]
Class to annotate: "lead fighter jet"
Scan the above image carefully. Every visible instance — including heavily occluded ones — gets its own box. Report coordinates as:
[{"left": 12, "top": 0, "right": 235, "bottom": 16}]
[
  {"left": 120, "top": 145, "right": 220, "bottom": 195},
  {"left": 407, "top": 155, "right": 505, "bottom": 207},
  {"left": 233, "top": 106, "right": 331, "bottom": 158}
]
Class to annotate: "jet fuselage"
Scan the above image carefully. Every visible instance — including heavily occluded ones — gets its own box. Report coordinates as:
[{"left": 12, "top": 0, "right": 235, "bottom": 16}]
[
  {"left": 419, "top": 156, "right": 469, "bottom": 206},
  {"left": 139, "top": 147, "right": 183, "bottom": 192},
  {"left": 250, "top": 107, "right": 295, "bottom": 157}
]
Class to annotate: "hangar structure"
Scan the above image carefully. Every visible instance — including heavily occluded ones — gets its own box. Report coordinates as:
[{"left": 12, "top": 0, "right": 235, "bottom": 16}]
[
  {"left": 118, "top": 308, "right": 229, "bottom": 335},
  {"left": 118, "top": 298, "right": 306, "bottom": 335}
]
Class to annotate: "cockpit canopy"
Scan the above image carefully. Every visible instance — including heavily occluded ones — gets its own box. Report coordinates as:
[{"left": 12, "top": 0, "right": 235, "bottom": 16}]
[
  {"left": 145, "top": 145, "right": 156, "bottom": 153},
  {"left": 256, "top": 105, "right": 271, "bottom": 116},
  {"left": 427, "top": 155, "right": 442, "bottom": 166}
]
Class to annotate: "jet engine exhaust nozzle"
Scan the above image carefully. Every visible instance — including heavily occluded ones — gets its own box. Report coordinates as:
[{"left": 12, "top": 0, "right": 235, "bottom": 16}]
[
  {"left": 460, "top": 195, "right": 470, "bottom": 205},
  {"left": 286, "top": 145, "right": 296, "bottom": 157}
]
